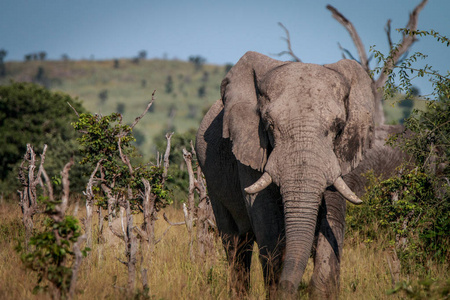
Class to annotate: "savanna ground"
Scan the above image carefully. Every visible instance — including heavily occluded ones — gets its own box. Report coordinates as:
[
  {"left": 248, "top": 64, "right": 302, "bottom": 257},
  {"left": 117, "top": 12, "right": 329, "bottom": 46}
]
[{"left": 1, "top": 198, "right": 448, "bottom": 299}]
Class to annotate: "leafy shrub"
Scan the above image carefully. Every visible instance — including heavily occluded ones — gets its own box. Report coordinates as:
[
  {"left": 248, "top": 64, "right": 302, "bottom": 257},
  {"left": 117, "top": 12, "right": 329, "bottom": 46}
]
[
  {"left": 0, "top": 82, "right": 87, "bottom": 195},
  {"left": 347, "top": 168, "right": 449, "bottom": 268},
  {"left": 72, "top": 112, "right": 172, "bottom": 210},
  {"left": 348, "top": 29, "right": 450, "bottom": 273},
  {"left": 16, "top": 198, "right": 89, "bottom": 297},
  {"left": 153, "top": 128, "right": 197, "bottom": 204},
  {"left": 388, "top": 278, "right": 450, "bottom": 299}
]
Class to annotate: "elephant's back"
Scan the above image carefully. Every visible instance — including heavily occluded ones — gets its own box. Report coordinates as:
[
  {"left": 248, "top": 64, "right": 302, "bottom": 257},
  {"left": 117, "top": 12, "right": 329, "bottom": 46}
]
[{"left": 196, "top": 99, "right": 226, "bottom": 168}]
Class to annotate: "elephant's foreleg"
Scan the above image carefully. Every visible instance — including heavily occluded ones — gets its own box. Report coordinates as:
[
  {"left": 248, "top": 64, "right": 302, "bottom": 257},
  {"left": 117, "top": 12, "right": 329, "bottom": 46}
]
[
  {"left": 222, "top": 232, "right": 255, "bottom": 295},
  {"left": 236, "top": 163, "right": 285, "bottom": 293},
  {"left": 310, "top": 189, "right": 346, "bottom": 300}
]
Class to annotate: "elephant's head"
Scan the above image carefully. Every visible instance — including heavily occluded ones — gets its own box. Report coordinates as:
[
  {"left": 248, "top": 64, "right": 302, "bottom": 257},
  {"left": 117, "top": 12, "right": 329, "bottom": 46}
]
[{"left": 221, "top": 51, "right": 374, "bottom": 292}]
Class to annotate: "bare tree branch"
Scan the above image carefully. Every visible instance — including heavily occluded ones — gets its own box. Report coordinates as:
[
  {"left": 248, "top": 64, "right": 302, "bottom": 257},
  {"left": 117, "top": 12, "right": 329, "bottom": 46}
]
[
  {"left": 69, "top": 233, "right": 86, "bottom": 299},
  {"left": 84, "top": 159, "right": 102, "bottom": 247},
  {"left": 40, "top": 167, "right": 54, "bottom": 201},
  {"left": 152, "top": 213, "right": 186, "bottom": 245},
  {"left": 385, "top": 19, "right": 393, "bottom": 49},
  {"left": 375, "top": 0, "right": 428, "bottom": 92},
  {"left": 55, "top": 157, "right": 74, "bottom": 222},
  {"left": 162, "top": 132, "right": 173, "bottom": 186},
  {"left": 163, "top": 212, "right": 186, "bottom": 226},
  {"left": 182, "top": 148, "right": 196, "bottom": 260},
  {"left": 275, "top": 22, "right": 301, "bottom": 62},
  {"left": 67, "top": 102, "right": 80, "bottom": 118},
  {"left": 326, "top": 5, "right": 369, "bottom": 71},
  {"left": 130, "top": 90, "right": 156, "bottom": 129},
  {"left": 118, "top": 137, "right": 134, "bottom": 176}
]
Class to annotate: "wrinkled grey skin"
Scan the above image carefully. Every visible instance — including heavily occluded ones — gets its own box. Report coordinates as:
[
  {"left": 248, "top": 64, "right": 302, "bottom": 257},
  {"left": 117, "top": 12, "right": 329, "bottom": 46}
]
[
  {"left": 195, "top": 51, "right": 377, "bottom": 297},
  {"left": 310, "top": 124, "right": 407, "bottom": 298}
]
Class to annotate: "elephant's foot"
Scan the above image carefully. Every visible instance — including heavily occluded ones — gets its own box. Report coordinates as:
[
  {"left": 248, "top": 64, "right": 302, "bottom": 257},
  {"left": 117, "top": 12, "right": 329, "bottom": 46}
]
[
  {"left": 223, "top": 233, "right": 255, "bottom": 296},
  {"left": 309, "top": 275, "right": 339, "bottom": 300},
  {"left": 310, "top": 229, "right": 341, "bottom": 299}
]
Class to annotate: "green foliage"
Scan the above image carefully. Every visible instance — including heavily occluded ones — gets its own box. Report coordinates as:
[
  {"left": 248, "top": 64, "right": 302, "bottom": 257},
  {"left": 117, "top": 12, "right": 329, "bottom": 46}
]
[
  {"left": 165, "top": 75, "right": 173, "bottom": 94},
  {"left": 348, "top": 28, "right": 450, "bottom": 272},
  {"left": 0, "top": 82, "right": 87, "bottom": 195},
  {"left": 388, "top": 99, "right": 450, "bottom": 173},
  {"left": 388, "top": 278, "right": 450, "bottom": 299},
  {"left": 0, "top": 48, "right": 6, "bottom": 77},
  {"left": 371, "top": 29, "right": 450, "bottom": 101},
  {"left": 347, "top": 168, "right": 449, "bottom": 267},
  {"left": 16, "top": 198, "right": 89, "bottom": 297},
  {"left": 153, "top": 128, "right": 197, "bottom": 203},
  {"left": 0, "top": 58, "right": 224, "bottom": 159},
  {"left": 224, "top": 63, "right": 233, "bottom": 74},
  {"left": 188, "top": 55, "right": 206, "bottom": 71},
  {"left": 73, "top": 112, "right": 172, "bottom": 211},
  {"left": 73, "top": 113, "right": 134, "bottom": 165}
]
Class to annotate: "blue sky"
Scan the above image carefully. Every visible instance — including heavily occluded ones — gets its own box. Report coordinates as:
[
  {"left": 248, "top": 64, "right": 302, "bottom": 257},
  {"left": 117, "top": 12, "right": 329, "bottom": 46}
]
[{"left": 1, "top": 0, "right": 449, "bottom": 95}]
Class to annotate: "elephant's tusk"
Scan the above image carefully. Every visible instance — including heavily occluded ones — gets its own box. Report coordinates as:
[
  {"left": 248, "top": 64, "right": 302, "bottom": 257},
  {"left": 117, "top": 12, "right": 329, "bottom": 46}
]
[
  {"left": 244, "top": 172, "right": 273, "bottom": 194},
  {"left": 333, "top": 177, "right": 363, "bottom": 205}
]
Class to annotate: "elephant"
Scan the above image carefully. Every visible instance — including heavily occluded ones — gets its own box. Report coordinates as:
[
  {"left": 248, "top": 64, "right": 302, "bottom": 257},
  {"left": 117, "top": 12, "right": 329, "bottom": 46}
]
[{"left": 195, "top": 51, "right": 378, "bottom": 298}]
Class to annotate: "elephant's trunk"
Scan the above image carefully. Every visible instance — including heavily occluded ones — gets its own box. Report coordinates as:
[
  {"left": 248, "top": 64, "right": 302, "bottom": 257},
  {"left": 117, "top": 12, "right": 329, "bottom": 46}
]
[
  {"left": 278, "top": 172, "right": 325, "bottom": 293},
  {"left": 273, "top": 120, "right": 339, "bottom": 293}
]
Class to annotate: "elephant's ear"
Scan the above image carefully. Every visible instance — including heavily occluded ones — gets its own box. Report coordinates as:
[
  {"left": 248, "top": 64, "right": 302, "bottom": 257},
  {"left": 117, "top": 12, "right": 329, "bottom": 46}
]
[
  {"left": 221, "top": 51, "right": 287, "bottom": 172},
  {"left": 325, "top": 59, "right": 375, "bottom": 175}
]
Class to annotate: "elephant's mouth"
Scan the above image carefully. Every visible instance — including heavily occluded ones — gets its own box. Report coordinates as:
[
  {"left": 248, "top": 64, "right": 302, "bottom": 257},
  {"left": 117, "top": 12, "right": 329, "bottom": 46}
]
[{"left": 245, "top": 171, "right": 362, "bottom": 205}]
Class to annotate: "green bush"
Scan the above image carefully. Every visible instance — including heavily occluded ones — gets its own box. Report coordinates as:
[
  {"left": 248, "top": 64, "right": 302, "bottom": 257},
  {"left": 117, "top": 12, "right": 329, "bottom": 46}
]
[
  {"left": 347, "top": 168, "right": 449, "bottom": 269},
  {"left": 72, "top": 112, "right": 172, "bottom": 210},
  {"left": 16, "top": 198, "right": 89, "bottom": 297},
  {"left": 153, "top": 128, "right": 197, "bottom": 205},
  {"left": 348, "top": 29, "right": 450, "bottom": 273},
  {"left": 0, "top": 82, "right": 87, "bottom": 195}
]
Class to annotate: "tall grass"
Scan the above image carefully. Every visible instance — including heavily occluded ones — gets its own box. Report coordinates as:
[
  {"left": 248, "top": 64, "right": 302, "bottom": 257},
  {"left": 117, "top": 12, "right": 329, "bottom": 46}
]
[{"left": 0, "top": 199, "right": 448, "bottom": 299}]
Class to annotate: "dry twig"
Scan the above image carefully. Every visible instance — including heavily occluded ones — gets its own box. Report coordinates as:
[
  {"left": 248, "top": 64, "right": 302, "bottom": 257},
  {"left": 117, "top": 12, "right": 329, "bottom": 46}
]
[
  {"left": 275, "top": 22, "right": 301, "bottom": 62},
  {"left": 130, "top": 90, "right": 156, "bottom": 129}
]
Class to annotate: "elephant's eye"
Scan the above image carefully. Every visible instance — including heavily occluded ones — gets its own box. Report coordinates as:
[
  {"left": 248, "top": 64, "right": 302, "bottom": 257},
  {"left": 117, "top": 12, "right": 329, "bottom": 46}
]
[{"left": 265, "top": 119, "right": 274, "bottom": 131}]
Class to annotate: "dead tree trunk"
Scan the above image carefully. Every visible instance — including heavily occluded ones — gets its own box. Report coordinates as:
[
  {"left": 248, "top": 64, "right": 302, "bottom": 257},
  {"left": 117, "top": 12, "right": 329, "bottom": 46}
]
[
  {"left": 17, "top": 144, "right": 48, "bottom": 250},
  {"left": 123, "top": 193, "right": 138, "bottom": 294},
  {"left": 141, "top": 179, "right": 157, "bottom": 250},
  {"left": 182, "top": 145, "right": 216, "bottom": 261},
  {"left": 83, "top": 160, "right": 102, "bottom": 248},
  {"left": 140, "top": 132, "right": 173, "bottom": 251},
  {"left": 195, "top": 165, "right": 215, "bottom": 259},
  {"left": 190, "top": 142, "right": 216, "bottom": 259},
  {"left": 183, "top": 149, "right": 196, "bottom": 260}
]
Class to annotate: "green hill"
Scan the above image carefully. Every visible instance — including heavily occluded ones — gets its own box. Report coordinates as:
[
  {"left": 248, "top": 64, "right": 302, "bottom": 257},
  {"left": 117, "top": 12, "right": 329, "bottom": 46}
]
[
  {"left": 1, "top": 58, "right": 226, "bottom": 157},
  {"left": 383, "top": 94, "right": 428, "bottom": 125},
  {"left": 1, "top": 58, "right": 428, "bottom": 157}
]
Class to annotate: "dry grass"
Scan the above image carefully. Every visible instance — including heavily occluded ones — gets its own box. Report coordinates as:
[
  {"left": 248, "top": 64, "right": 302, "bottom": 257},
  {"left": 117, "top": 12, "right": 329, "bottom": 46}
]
[{"left": 0, "top": 201, "right": 447, "bottom": 299}]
